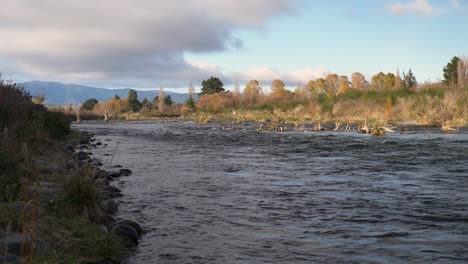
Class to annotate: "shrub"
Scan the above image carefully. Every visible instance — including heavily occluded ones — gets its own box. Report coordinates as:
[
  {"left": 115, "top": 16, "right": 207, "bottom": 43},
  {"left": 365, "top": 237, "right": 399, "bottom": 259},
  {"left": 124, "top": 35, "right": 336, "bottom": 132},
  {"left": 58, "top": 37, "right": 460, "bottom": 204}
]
[
  {"left": 57, "top": 168, "right": 106, "bottom": 223},
  {"left": 0, "top": 152, "right": 21, "bottom": 202}
]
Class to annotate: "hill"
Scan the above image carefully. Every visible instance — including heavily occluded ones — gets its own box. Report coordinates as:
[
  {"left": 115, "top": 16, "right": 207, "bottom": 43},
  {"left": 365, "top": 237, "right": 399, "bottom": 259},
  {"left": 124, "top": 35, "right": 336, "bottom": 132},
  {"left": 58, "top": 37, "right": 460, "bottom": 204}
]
[{"left": 20, "top": 81, "right": 190, "bottom": 105}]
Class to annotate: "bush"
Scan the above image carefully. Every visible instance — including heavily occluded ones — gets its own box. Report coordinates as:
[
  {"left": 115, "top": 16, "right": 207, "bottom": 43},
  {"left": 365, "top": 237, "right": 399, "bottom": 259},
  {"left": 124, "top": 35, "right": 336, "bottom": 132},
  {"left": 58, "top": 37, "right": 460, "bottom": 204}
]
[
  {"left": 57, "top": 168, "right": 106, "bottom": 223},
  {"left": 44, "top": 111, "right": 71, "bottom": 139},
  {"left": 0, "top": 152, "right": 21, "bottom": 202}
]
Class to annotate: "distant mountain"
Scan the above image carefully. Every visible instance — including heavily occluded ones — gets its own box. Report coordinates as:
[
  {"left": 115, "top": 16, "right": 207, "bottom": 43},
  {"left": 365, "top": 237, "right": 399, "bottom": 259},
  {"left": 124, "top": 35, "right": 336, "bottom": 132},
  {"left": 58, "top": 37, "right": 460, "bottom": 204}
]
[{"left": 19, "top": 81, "right": 190, "bottom": 105}]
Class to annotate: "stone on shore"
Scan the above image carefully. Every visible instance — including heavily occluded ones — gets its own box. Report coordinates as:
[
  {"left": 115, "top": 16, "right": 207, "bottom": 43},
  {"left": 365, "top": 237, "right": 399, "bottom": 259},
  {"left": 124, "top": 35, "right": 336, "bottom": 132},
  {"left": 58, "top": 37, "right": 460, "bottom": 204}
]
[
  {"left": 111, "top": 225, "right": 139, "bottom": 246},
  {"left": 111, "top": 220, "right": 143, "bottom": 236},
  {"left": 0, "top": 232, "right": 33, "bottom": 256}
]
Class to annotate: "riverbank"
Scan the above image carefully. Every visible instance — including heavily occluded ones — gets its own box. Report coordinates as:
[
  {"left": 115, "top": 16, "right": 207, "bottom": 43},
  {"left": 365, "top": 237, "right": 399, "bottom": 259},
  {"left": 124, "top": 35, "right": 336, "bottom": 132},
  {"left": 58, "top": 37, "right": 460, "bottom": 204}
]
[
  {"left": 0, "top": 79, "right": 142, "bottom": 263},
  {"left": 0, "top": 130, "right": 143, "bottom": 263}
]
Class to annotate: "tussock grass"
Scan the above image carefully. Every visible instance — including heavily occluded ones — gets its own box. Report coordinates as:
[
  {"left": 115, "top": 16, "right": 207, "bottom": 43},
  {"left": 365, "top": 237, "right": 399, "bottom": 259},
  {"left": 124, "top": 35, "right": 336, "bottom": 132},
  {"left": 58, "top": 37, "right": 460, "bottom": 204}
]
[{"left": 55, "top": 168, "right": 107, "bottom": 224}]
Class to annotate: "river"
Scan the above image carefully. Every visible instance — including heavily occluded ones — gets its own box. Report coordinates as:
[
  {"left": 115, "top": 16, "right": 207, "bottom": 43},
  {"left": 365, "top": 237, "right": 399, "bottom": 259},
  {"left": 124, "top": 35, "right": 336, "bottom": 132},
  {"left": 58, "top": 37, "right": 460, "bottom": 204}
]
[{"left": 74, "top": 121, "right": 468, "bottom": 264}]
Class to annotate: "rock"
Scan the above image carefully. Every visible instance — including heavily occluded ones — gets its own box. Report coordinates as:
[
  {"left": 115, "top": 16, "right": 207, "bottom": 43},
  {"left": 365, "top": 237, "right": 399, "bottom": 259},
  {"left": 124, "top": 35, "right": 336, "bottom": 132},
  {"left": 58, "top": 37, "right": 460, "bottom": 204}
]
[
  {"left": 0, "top": 233, "right": 33, "bottom": 256},
  {"left": 0, "top": 229, "right": 5, "bottom": 239},
  {"left": 82, "top": 258, "right": 119, "bottom": 264},
  {"left": 73, "top": 151, "right": 90, "bottom": 161},
  {"left": 112, "top": 165, "right": 122, "bottom": 168},
  {"left": 104, "top": 215, "right": 116, "bottom": 226},
  {"left": 102, "top": 199, "right": 117, "bottom": 214},
  {"left": 95, "top": 142, "right": 102, "bottom": 146},
  {"left": 108, "top": 171, "right": 121, "bottom": 179},
  {"left": 34, "top": 159, "right": 53, "bottom": 174},
  {"left": 111, "top": 220, "right": 143, "bottom": 236},
  {"left": 103, "top": 186, "right": 123, "bottom": 198},
  {"left": 94, "top": 169, "right": 109, "bottom": 179},
  {"left": 66, "top": 159, "right": 84, "bottom": 171},
  {"left": 118, "top": 169, "right": 132, "bottom": 176},
  {"left": 111, "top": 225, "right": 139, "bottom": 246},
  {"left": 39, "top": 182, "right": 59, "bottom": 189},
  {"left": 63, "top": 144, "right": 75, "bottom": 154},
  {"left": 0, "top": 254, "right": 27, "bottom": 264}
]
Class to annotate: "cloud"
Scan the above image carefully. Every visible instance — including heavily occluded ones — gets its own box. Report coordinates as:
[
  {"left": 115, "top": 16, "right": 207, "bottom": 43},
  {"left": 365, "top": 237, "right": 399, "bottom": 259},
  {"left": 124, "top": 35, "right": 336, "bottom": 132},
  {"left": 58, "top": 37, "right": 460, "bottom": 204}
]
[
  {"left": 387, "top": 0, "right": 437, "bottom": 15},
  {"left": 234, "top": 66, "right": 330, "bottom": 86},
  {"left": 0, "top": 0, "right": 294, "bottom": 86}
]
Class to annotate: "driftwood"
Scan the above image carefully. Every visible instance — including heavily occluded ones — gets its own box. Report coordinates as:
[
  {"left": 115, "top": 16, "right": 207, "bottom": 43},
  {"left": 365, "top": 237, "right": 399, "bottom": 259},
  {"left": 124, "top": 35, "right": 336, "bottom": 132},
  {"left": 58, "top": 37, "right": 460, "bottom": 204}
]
[
  {"left": 441, "top": 125, "right": 457, "bottom": 133},
  {"left": 75, "top": 110, "right": 81, "bottom": 123},
  {"left": 359, "top": 120, "right": 370, "bottom": 134},
  {"left": 333, "top": 121, "right": 341, "bottom": 131},
  {"left": 104, "top": 108, "right": 109, "bottom": 122}
]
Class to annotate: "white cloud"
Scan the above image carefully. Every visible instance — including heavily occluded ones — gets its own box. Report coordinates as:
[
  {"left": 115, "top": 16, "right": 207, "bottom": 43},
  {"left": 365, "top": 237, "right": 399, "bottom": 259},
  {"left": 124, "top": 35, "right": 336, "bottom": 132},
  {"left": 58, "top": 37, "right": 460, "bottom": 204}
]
[
  {"left": 234, "top": 66, "right": 330, "bottom": 86},
  {"left": 0, "top": 0, "right": 294, "bottom": 86},
  {"left": 387, "top": 0, "right": 437, "bottom": 15}
]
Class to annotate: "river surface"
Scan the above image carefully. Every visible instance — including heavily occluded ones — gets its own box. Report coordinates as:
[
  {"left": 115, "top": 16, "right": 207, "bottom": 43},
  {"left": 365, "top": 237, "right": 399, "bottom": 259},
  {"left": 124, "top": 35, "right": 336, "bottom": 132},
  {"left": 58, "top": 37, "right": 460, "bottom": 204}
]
[{"left": 74, "top": 121, "right": 468, "bottom": 264}]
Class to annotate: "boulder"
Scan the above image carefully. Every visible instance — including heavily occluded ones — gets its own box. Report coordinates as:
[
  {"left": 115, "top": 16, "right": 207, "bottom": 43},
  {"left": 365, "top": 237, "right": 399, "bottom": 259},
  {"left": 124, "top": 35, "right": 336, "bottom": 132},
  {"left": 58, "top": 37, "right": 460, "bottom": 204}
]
[
  {"left": 102, "top": 199, "right": 117, "bottom": 214},
  {"left": 111, "top": 225, "right": 139, "bottom": 246},
  {"left": 63, "top": 144, "right": 75, "bottom": 154},
  {"left": 33, "top": 159, "right": 53, "bottom": 174},
  {"left": 108, "top": 171, "right": 121, "bottom": 179},
  {"left": 103, "top": 186, "right": 123, "bottom": 198},
  {"left": 0, "top": 254, "right": 27, "bottom": 264},
  {"left": 73, "top": 151, "right": 90, "bottom": 161},
  {"left": 0, "top": 233, "right": 33, "bottom": 256},
  {"left": 94, "top": 169, "right": 109, "bottom": 179},
  {"left": 111, "top": 220, "right": 143, "bottom": 236},
  {"left": 118, "top": 169, "right": 132, "bottom": 176}
]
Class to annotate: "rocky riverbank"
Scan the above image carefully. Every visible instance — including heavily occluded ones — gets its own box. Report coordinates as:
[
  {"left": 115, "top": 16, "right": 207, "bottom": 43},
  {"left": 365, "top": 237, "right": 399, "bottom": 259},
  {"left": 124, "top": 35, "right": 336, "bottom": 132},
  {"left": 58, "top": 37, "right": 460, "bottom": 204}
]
[{"left": 0, "top": 131, "right": 143, "bottom": 263}]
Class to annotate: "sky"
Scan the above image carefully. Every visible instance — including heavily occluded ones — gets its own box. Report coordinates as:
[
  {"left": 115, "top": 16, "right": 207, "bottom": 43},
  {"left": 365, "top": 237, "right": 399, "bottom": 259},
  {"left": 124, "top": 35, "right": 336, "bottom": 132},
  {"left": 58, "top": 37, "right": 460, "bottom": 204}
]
[{"left": 0, "top": 0, "right": 467, "bottom": 92}]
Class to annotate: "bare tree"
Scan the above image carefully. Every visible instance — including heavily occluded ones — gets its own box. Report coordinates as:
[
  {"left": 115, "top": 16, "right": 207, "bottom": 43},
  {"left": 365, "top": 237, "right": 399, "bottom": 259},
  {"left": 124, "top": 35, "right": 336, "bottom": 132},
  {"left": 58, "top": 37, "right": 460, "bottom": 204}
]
[
  {"left": 458, "top": 57, "right": 466, "bottom": 89},
  {"left": 234, "top": 77, "right": 240, "bottom": 95},
  {"left": 188, "top": 81, "right": 195, "bottom": 99},
  {"left": 159, "top": 86, "right": 165, "bottom": 112},
  {"left": 395, "top": 68, "right": 402, "bottom": 90}
]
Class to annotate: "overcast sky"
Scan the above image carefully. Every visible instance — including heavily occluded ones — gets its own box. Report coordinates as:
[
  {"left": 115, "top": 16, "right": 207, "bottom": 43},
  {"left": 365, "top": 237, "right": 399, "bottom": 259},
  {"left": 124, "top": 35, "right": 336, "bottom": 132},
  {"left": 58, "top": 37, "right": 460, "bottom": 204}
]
[{"left": 0, "top": 0, "right": 467, "bottom": 91}]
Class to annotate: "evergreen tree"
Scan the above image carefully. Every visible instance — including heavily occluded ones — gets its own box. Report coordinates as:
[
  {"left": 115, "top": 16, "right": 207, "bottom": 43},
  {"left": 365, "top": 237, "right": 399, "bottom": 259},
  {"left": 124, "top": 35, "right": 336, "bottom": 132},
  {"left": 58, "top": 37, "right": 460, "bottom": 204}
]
[
  {"left": 201, "top": 76, "right": 224, "bottom": 95},
  {"left": 127, "top": 89, "right": 141, "bottom": 112},
  {"left": 186, "top": 96, "right": 196, "bottom": 108},
  {"left": 81, "top": 98, "right": 98, "bottom": 111},
  {"left": 164, "top": 95, "right": 173, "bottom": 106},
  {"left": 403, "top": 69, "right": 417, "bottom": 89},
  {"left": 141, "top": 98, "right": 152, "bottom": 109},
  {"left": 443, "top": 56, "right": 460, "bottom": 86}
]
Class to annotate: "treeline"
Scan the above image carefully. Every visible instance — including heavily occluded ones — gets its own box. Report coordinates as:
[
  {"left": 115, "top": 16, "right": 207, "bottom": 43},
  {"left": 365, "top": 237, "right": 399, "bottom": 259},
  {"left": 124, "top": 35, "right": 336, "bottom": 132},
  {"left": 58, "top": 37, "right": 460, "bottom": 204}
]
[{"left": 190, "top": 56, "right": 468, "bottom": 128}]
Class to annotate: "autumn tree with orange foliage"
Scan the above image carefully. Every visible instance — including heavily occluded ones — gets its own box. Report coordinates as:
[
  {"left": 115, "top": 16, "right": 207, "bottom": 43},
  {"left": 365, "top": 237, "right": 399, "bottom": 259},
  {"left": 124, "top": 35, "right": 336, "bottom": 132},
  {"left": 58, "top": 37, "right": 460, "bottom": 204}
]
[
  {"left": 269, "top": 79, "right": 291, "bottom": 101},
  {"left": 243, "top": 80, "right": 261, "bottom": 106}
]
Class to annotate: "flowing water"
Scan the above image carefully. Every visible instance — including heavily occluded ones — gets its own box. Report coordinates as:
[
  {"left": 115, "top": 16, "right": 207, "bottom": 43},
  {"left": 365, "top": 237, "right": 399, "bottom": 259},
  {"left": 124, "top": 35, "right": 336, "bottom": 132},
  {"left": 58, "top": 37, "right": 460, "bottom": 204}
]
[{"left": 74, "top": 121, "right": 468, "bottom": 264}]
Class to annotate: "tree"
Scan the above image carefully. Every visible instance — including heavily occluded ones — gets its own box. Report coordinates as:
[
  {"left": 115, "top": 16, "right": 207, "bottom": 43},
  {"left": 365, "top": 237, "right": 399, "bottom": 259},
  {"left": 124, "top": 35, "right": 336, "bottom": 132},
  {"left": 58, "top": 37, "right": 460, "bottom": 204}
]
[
  {"left": 127, "top": 89, "right": 141, "bottom": 112},
  {"left": 81, "top": 98, "right": 98, "bottom": 111},
  {"left": 325, "top": 74, "right": 340, "bottom": 96},
  {"left": 201, "top": 76, "right": 224, "bottom": 95},
  {"left": 394, "top": 69, "right": 402, "bottom": 90},
  {"left": 32, "top": 93, "right": 46, "bottom": 105},
  {"left": 141, "top": 98, "right": 152, "bottom": 109},
  {"left": 457, "top": 58, "right": 466, "bottom": 89},
  {"left": 383, "top": 73, "right": 395, "bottom": 90},
  {"left": 403, "top": 69, "right": 417, "bottom": 89},
  {"left": 243, "top": 80, "right": 260, "bottom": 104},
  {"left": 164, "top": 95, "right": 173, "bottom": 106},
  {"left": 270, "top": 79, "right": 290, "bottom": 100},
  {"left": 337, "top": 76, "right": 350, "bottom": 94},
  {"left": 114, "top": 94, "right": 121, "bottom": 100},
  {"left": 371, "top": 72, "right": 386, "bottom": 89},
  {"left": 158, "top": 87, "right": 164, "bottom": 112},
  {"left": 443, "top": 56, "right": 460, "bottom": 85},
  {"left": 305, "top": 80, "right": 317, "bottom": 95},
  {"left": 351, "top": 72, "right": 368, "bottom": 90},
  {"left": 186, "top": 96, "right": 196, "bottom": 108},
  {"left": 315, "top": 78, "right": 327, "bottom": 94}
]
